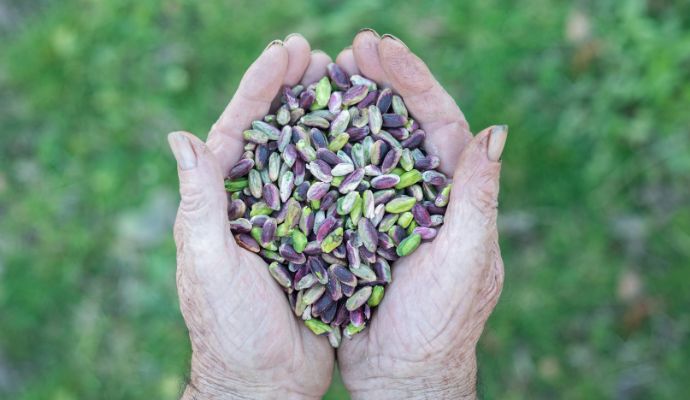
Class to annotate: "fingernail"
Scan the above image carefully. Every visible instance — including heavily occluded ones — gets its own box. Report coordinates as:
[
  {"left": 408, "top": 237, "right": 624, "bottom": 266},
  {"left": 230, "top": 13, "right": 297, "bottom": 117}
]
[
  {"left": 284, "top": 33, "right": 304, "bottom": 42},
  {"left": 311, "top": 49, "right": 326, "bottom": 55},
  {"left": 381, "top": 34, "right": 408, "bottom": 49},
  {"left": 264, "top": 39, "right": 284, "bottom": 52},
  {"left": 358, "top": 28, "right": 380, "bottom": 38},
  {"left": 487, "top": 125, "right": 508, "bottom": 161},
  {"left": 343, "top": 45, "right": 353, "bottom": 50},
  {"left": 168, "top": 131, "right": 197, "bottom": 170}
]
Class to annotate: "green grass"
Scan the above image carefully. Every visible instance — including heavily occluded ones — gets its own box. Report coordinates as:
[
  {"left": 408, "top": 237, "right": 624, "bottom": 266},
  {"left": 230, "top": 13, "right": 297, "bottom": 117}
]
[{"left": 1, "top": 0, "right": 689, "bottom": 398}]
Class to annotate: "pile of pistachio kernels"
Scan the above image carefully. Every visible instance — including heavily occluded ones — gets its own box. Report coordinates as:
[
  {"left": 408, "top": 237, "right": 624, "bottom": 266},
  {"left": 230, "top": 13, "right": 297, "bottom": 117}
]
[{"left": 224, "top": 63, "right": 451, "bottom": 348}]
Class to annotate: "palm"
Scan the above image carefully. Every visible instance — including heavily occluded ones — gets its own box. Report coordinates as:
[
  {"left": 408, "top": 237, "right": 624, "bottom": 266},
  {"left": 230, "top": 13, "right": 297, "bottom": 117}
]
[
  {"left": 228, "top": 251, "right": 329, "bottom": 365},
  {"left": 337, "top": 218, "right": 501, "bottom": 374},
  {"left": 176, "top": 199, "right": 332, "bottom": 395}
]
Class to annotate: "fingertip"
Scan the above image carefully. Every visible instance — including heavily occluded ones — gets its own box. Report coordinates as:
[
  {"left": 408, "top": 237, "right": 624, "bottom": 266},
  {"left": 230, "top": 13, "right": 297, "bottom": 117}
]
[
  {"left": 378, "top": 34, "right": 407, "bottom": 53},
  {"left": 207, "top": 41, "right": 289, "bottom": 176},
  {"left": 444, "top": 126, "right": 503, "bottom": 232},
  {"left": 474, "top": 126, "right": 494, "bottom": 140},
  {"left": 238, "top": 40, "right": 289, "bottom": 101},
  {"left": 169, "top": 130, "right": 203, "bottom": 145},
  {"left": 171, "top": 130, "right": 225, "bottom": 196},
  {"left": 488, "top": 125, "right": 508, "bottom": 162},
  {"left": 378, "top": 34, "right": 408, "bottom": 66},
  {"left": 284, "top": 33, "right": 311, "bottom": 85},
  {"left": 301, "top": 50, "right": 333, "bottom": 85},
  {"left": 263, "top": 39, "right": 285, "bottom": 53},
  {"left": 352, "top": 30, "right": 388, "bottom": 84},
  {"left": 284, "top": 32, "right": 304, "bottom": 42},
  {"left": 310, "top": 49, "right": 330, "bottom": 60},
  {"left": 380, "top": 33, "right": 408, "bottom": 49},
  {"left": 451, "top": 126, "right": 502, "bottom": 178},
  {"left": 168, "top": 131, "right": 199, "bottom": 171},
  {"left": 357, "top": 27, "right": 380, "bottom": 38},
  {"left": 378, "top": 35, "right": 433, "bottom": 94},
  {"left": 167, "top": 130, "right": 186, "bottom": 148},
  {"left": 376, "top": 34, "right": 471, "bottom": 155},
  {"left": 335, "top": 47, "right": 359, "bottom": 76},
  {"left": 260, "top": 39, "right": 289, "bottom": 70},
  {"left": 468, "top": 126, "right": 493, "bottom": 157},
  {"left": 260, "top": 40, "right": 289, "bottom": 71}
]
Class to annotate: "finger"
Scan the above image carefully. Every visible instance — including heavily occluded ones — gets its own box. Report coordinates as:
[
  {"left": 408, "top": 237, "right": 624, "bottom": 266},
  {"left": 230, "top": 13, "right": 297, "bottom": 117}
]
[
  {"left": 301, "top": 50, "right": 333, "bottom": 85},
  {"left": 269, "top": 33, "right": 310, "bottom": 111},
  {"left": 283, "top": 33, "right": 312, "bottom": 86},
  {"left": 168, "top": 131, "right": 235, "bottom": 258},
  {"left": 352, "top": 29, "right": 389, "bottom": 85},
  {"left": 377, "top": 35, "right": 469, "bottom": 131},
  {"left": 442, "top": 125, "right": 507, "bottom": 242},
  {"left": 207, "top": 41, "right": 289, "bottom": 174},
  {"left": 377, "top": 35, "right": 473, "bottom": 174},
  {"left": 335, "top": 47, "right": 360, "bottom": 76}
]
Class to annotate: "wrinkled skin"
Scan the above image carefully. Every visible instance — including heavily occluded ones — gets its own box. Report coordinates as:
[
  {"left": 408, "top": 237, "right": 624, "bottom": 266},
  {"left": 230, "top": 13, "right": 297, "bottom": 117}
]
[
  {"left": 169, "top": 31, "right": 506, "bottom": 400},
  {"left": 171, "top": 36, "right": 334, "bottom": 400},
  {"left": 335, "top": 32, "right": 506, "bottom": 400}
]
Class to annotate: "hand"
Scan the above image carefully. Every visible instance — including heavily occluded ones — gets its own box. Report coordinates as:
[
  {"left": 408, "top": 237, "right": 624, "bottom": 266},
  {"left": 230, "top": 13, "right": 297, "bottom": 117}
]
[
  {"left": 168, "top": 35, "right": 337, "bottom": 400},
  {"left": 335, "top": 31, "right": 507, "bottom": 399}
]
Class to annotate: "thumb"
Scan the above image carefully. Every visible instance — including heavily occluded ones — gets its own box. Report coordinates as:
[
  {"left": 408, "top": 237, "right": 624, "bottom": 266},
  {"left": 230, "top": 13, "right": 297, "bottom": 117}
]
[
  {"left": 167, "top": 131, "right": 235, "bottom": 258},
  {"left": 443, "top": 125, "right": 508, "bottom": 239}
]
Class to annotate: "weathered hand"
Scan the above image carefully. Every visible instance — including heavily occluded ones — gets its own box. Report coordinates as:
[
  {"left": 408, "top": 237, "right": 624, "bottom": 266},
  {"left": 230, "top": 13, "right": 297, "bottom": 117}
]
[
  {"left": 168, "top": 36, "right": 336, "bottom": 400},
  {"left": 334, "top": 31, "right": 508, "bottom": 399}
]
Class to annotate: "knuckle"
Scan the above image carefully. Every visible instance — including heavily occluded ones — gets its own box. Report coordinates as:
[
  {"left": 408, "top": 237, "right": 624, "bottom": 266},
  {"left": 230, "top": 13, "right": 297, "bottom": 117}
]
[
  {"left": 179, "top": 185, "right": 212, "bottom": 215},
  {"left": 468, "top": 191, "right": 498, "bottom": 222},
  {"left": 471, "top": 181, "right": 498, "bottom": 208},
  {"left": 173, "top": 212, "right": 185, "bottom": 247},
  {"left": 462, "top": 167, "right": 500, "bottom": 225},
  {"left": 480, "top": 244, "right": 504, "bottom": 311},
  {"left": 396, "top": 64, "right": 434, "bottom": 93},
  {"left": 448, "top": 118, "right": 470, "bottom": 137},
  {"left": 488, "top": 254, "right": 505, "bottom": 305}
]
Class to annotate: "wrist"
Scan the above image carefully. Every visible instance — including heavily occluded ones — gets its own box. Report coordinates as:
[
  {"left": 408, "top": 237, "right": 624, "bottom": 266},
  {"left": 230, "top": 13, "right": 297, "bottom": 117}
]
[
  {"left": 182, "top": 383, "right": 320, "bottom": 400},
  {"left": 346, "top": 351, "right": 477, "bottom": 400},
  {"left": 181, "top": 371, "right": 320, "bottom": 400}
]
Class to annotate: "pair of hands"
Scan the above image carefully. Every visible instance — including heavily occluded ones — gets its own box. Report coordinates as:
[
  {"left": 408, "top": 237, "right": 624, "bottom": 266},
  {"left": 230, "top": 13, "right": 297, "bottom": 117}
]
[{"left": 167, "top": 30, "right": 507, "bottom": 400}]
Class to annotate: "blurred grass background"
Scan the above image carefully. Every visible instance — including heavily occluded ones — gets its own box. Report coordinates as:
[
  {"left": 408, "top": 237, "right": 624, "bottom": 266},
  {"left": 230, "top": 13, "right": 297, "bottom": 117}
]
[{"left": 1, "top": 0, "right": 689, "bottom": 398}]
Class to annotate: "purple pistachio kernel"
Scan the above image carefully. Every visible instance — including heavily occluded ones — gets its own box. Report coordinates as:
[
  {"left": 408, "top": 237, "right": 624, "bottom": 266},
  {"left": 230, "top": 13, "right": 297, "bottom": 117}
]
[
  {"left": 370, "top": 174, "right": 401, "bottom": 189},
  {"left": 381, "top": 113, "right": 407, "bottom": 128},
  {"left": 413, "top": 226, "right": 437, "bottom": 240},
  {"left": 376, "top": 88, "right": 393, "bottom": 113},
  {"left": 316, "top": 148, "right": 342, "bottom": 166},
  {"left": 411, "top": 203, "right": 432, "bottom": 227},
  {"left": 228, "top": 158, "right": 255, "bottom": 179},
  {"left": 320, "top": 190, "right": 339, "bottom": 211},
  {"left": 346, "top": 126, "right": 370, "bottom": 142},
  {"left": 327, "top": 63, "right": 350, "bottom": 90},
  {"left": 342, "top": 85, "right": 369, "bottom": 106},
  {"left": 401, "top": 129, "right": 426, "bottom": 148},
  {"left": 356, "top": 89, "right": 378, "bottom": 109},
  {"left": 338, "top": 168, "right": 365, "bottom": 194}
]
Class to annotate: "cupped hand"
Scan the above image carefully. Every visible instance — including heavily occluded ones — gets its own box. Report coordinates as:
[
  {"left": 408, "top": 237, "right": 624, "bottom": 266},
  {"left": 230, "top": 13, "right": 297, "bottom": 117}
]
[
  {"left": 168, "top": 35, "right": 336, "bottom": 400},
  {"left": 334, "top": 31, "right": 508, "bottom": 399}
]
